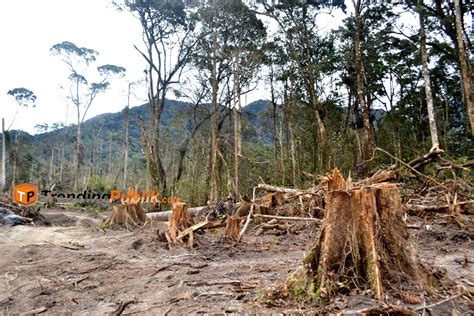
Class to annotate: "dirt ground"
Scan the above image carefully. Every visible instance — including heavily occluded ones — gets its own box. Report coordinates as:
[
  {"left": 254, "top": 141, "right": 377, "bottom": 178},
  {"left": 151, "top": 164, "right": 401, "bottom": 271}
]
[{"left": 0, "top": 208, "right": 473, "bottom": 315}]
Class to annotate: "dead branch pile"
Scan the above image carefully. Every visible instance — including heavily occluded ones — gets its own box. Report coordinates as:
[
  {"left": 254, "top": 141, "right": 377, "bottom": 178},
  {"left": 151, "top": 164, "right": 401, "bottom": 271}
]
[
  {"left": 0, "top": 195, "right": 48, "bottom": 225},
  {"left": 405, "top": 180, "right": 473, "bottom": 213}
]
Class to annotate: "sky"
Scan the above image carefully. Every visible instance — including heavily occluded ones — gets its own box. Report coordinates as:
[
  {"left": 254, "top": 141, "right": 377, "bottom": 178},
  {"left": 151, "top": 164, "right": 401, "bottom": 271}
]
[
  {"left": 1, "top": 0, "right": 153, "bottom": 134},
  {"left": 0, "top": 0, "right": 351, "bottom": 135}
]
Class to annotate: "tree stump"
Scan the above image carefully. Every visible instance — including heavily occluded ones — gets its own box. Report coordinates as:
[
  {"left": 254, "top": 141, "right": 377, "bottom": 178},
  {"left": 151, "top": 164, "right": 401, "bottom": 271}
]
[
  {"left": 223, "top": 216, "right": 241, "bottom": 240},
  {"left": 105, "top": 203, "right": 147, "bottom": 229},
  {"left": 281, "top": 169, "right": 432, "bottom": 302},
  {"left": 168, "top": 202, "right": 192, "bottom": 247}
]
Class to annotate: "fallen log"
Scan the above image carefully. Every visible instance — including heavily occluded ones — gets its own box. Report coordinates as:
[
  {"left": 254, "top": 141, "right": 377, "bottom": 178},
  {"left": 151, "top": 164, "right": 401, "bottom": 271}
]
[
  {"left": 405, "top": 200, "right": 474, "bottom": 215},
  {"left": 257, "top": 183, "right": 303, "bottom": 194},
  {"left": 253, "top": 214, "right": 322, "bottom": 222},
  {"left": 146, "top": 206, "right": 205, "bottom": 221},
  {"left": 408, "top": 148, "right": 444, "bottom": 170}
]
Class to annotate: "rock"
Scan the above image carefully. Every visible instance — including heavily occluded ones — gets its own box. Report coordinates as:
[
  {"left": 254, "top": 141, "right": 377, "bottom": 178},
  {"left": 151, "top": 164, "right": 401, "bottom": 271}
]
[{"left": 0, "top": 207, "right": 29, "bottom": 226}]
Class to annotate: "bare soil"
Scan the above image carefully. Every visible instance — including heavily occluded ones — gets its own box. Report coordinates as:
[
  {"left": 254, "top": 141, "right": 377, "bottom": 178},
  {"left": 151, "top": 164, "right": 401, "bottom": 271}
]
[{"left": 0, "top": 208, "right": 472, "bottom": 315}]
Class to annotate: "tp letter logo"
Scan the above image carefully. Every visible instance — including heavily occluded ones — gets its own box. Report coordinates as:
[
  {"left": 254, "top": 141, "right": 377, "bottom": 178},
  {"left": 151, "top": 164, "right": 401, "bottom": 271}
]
[{"left": 12, "top": 184, "right": 38, "bottom": 205}]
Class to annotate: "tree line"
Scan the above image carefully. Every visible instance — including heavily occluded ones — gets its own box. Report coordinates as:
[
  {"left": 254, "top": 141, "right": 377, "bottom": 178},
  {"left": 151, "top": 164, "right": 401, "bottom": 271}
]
[{"left": 1, "top": 0, "right": 473, "bottom": 206}]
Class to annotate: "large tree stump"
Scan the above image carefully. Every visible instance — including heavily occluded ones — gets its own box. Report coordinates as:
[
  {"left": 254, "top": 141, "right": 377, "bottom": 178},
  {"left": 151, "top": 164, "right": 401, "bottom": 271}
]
[
  {"left": 282, "top": 169, "right": 432, "bottom": 302},
  {"left": 223, "top": 216, "right": 242, "bottom": 241},
  {"left": 168, "top": 202, "right": 193, "bottom": 247},
  {"left": 105, "top": 203, "right": 147, "bottom": 229}
]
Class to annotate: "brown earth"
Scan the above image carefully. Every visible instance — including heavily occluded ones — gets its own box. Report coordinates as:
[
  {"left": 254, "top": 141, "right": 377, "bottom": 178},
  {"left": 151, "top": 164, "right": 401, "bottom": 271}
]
[{"left": 0, "top": 208, "right": 472, "bottom": 315}]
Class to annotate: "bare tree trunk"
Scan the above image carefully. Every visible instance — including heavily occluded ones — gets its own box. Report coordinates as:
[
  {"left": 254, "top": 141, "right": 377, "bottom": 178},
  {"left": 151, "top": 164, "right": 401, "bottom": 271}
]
[
  {"left": 1, "top": 118, "right": 6, "bottom": 193},
  {"left": 74, "top": 105, "right": 81, "bottom": 191},
  {"left": 108, "top": 133, "right": 113, "bottom": 178},
  {"left": 48, "top": 146, "right": 55, "bottom": 186},
  {"left": 123, "top": 89, "right": 130, "bottom": 189},
  {"left": 210, "top": 33, "right": 219, "bottom": 203},
  {"left": 454, "top": 0, "right": 474, "bottom": 138},
  {"left": 11, "top": 131, "right": 19, "bottom": 188},
  {"left": 285, "top": 83, "right": 298, "bottom": 187},
  {"left": 233, "top": 54, "right": 242, "bottom": 198},
  {"left": 444, "top": 84, "right": 449, "bottom": 150},
  {"left": 88, "top": 136, "right": 95, "bottom": 184},
  {"left": 418, "top": 0, "right": 440, "bottom": 150},
  {"left": 59, "top": 138, "right": 65, "bottom": 183},
  {"left": 353, "top": 0, "right": 376, "bottom": 165}
]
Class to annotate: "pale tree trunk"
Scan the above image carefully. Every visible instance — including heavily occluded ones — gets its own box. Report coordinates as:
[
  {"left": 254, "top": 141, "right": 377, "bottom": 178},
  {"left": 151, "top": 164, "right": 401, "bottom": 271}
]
[
  {"left": 418, "top": 0, "right": 440, "bottom": 150},
  {"left": 108, "top": 133, "right": 113, "bottom": 178},
  {"left": 1, "top": 118, "right": 6, "bottom": 193},
  {"left": 123, "top": 85, "right": 131, "bottom": 189},
  {"left": 74, "top": 105, "right": 81, "bottom": 191},
  {"left": 48, "top": 146, "right": 54, "bottom": 186},
  {"left": 353, "top": 0, "right": 376, "bottom": 164},
  {"left": 209, "top": 29, "right": 219, "bottom": 203},
  {"left": 454, "top": 0, "right": 474, "bottom": 138},
  {"left": 88, "top": 136, "right": 95, "bottom": 185},
  {"left": 444, "top": 83, "right": 449, "bottom": 149},
  {"left": 59, "top": 125, "right": 67, "bottom": 183},
  {"left": 233, "top": 54, "right": 242, "bottom": 198},
  {"left": 285, "top": 83, "right": 298, "bottom": 187},
  {"left": 278, "top": 110, "right": 285, "bottom": 186},
  {"left": 11, "top": 131, "right": 19, "bottom": 188}
]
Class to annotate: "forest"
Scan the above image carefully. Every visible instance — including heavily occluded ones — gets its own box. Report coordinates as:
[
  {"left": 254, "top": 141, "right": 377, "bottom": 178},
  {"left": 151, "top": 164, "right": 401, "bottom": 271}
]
[{"left": 0, "top": 0, "right": 473, "bottom": 314}]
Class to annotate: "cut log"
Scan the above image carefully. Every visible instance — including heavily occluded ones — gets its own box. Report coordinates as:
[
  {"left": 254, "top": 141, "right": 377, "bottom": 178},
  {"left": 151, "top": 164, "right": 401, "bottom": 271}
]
[
  {"left": 146, "top": 206, "right": 205, "bottom": 221},
  {"left": 405, "top": 200, "right": 474, "bottom": 215},
  {"left": 257, "top": 183, "right": 302, "bottom": 194},
  {"left": 280, "top": 168, "right": 432, "bottom": 302}
]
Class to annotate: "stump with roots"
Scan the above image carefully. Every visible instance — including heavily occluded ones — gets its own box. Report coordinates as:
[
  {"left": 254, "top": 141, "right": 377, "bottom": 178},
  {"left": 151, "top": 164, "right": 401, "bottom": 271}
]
[
  {"left": 280, "top": 169, "right": 432, "bottom": 302},
  {"left": 167, "top": 202, "right": 193, "bottom": 248},
  {"left": 105, "top": 203, "right": 147, "bottom": 229}
]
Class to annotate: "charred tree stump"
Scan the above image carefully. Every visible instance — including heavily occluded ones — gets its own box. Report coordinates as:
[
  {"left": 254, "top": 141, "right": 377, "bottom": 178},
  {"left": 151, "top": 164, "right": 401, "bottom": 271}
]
[
  {"left": 281, "top": 169, "right": 431, "bottom": 302},
  {"left": 168, "top": 202, "right": 193, "bottom": 248}
]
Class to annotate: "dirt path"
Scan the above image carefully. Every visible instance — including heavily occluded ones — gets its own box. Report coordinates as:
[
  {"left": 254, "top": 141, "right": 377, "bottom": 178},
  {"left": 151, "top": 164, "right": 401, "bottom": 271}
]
[{"left": 0, "top": 209, "right": 472, "bottom": 315}]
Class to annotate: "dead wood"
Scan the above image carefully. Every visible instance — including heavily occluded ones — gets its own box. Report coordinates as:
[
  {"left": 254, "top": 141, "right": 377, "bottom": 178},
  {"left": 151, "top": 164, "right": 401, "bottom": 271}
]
[
  {"left": 340, "top": 305, "right": 417, "bottom": 316},
  {"left": 105, "top": 204, "right": 147, "bottom": 229},
  {"left": 405, "top": 200, "right": 474, "bottom": 215},
  {"left": 168, "top": 203, "right": 193, "bottom": 248},
  {"left": 413, "top": 291, "right": 472, "bottom": 311},
  {"left": 111, "top": 299, "right": 136, "bottom": 316},
  {"left": 353, "top": 169, "right": 397, "bottom": 187},
  {"left": 257, "top": 183, "right": 302, "bottom": 194},
  {"left": 253, "top": 214, "right": 321, "bottom": 222},
  {"left": 280, "top": 168, "right": 432, "bottom": 303},
  {"left": 223, "top": 216, "right": 242, "bottom": 241},
  {"left": 146, "top": 206, "right": 205, "bottom": 221},
  {"left": 407, "top": 147, "right": 444, "bottom": 170}
]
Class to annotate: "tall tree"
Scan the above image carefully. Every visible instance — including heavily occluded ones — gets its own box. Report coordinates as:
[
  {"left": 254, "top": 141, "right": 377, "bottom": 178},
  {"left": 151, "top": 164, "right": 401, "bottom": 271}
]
[
  {"left": 454, "top": 0, "right": 474, "bottom": 138},
  {"left": 227, "top": 0, "right": 266, "bottom": 197},
  {"left": 123, "top": 0, "right": 196, "bottom": 193},
  {"left": 5, "top": 88, "right": 37, "bottom": 189},
  {"left": 51, "top": 41, "right": 125, "bottom": 191},
  {"left": 418, "top": 0, "right": 440, "bottom": 150},
  {"left": 352, "top": 0, "right": 376, "bottom": 165}
]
